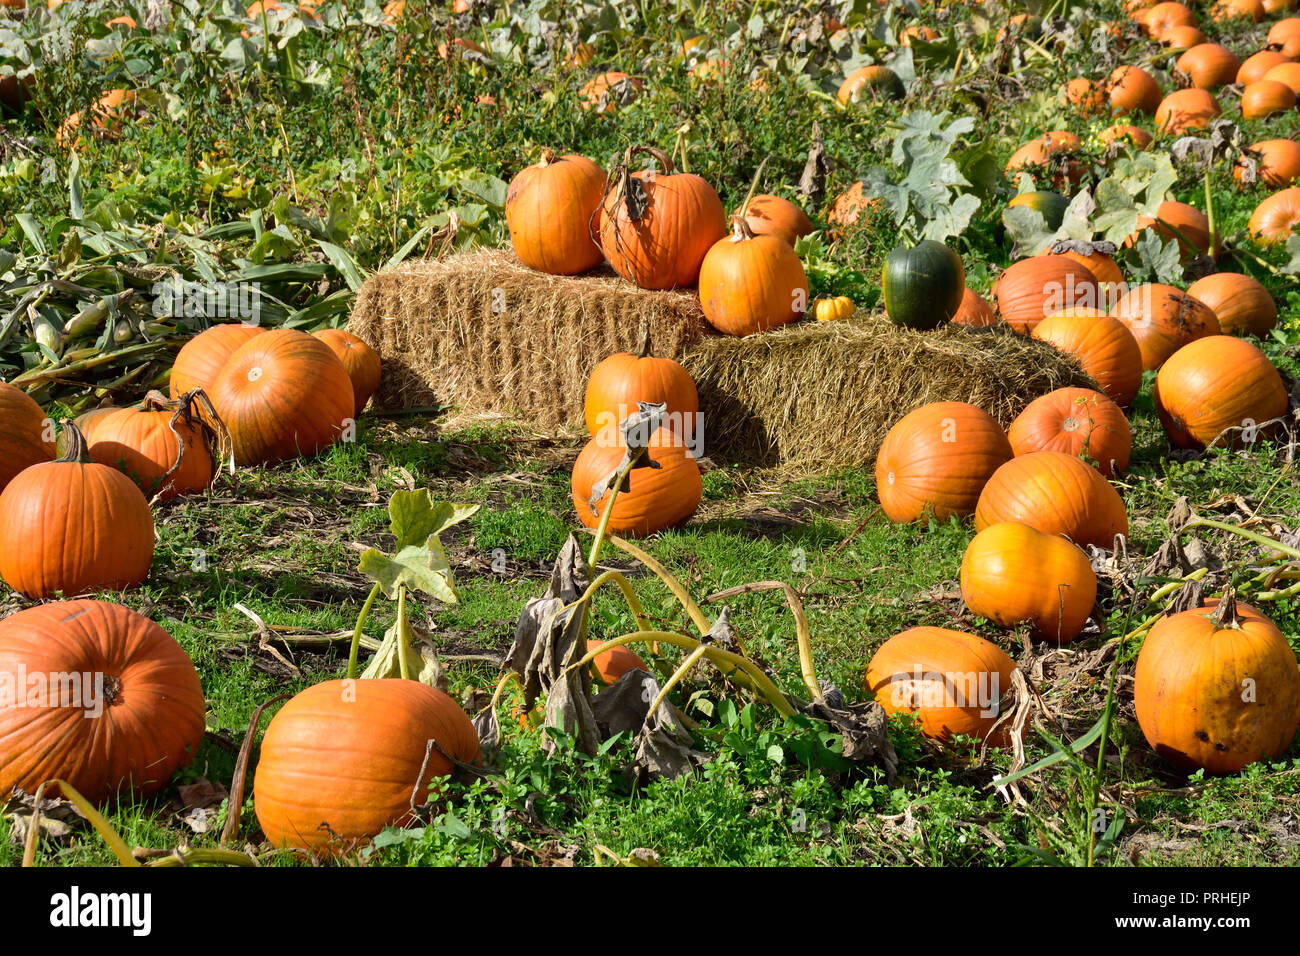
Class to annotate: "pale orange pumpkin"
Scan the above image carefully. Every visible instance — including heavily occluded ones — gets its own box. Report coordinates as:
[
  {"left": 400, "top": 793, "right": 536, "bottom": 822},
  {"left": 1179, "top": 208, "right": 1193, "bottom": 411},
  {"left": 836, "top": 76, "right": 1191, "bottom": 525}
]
[
  {"left": 1031, "top": 309, "right": 1144, "bottom": 407},
  {"left": 1233, "top": 139, "right": 1300, "bottom": 189},
  {"left": 975, "top": 451, "right": 1129, "bottom": 549},
  {"left": 1154, "top": 335, "right": 1288, "bottom": 449},
  {"left": 1111, "top": 283, "right": 1219, "bottom": 370},
  {"left": 1155, "top": 88, "right": 1221, "bottom": 133},
  {"left": 583, "top": 335, "right": 699, "bottom": 441},
  {"left": 313, "top": 329, "right": 382, "bottom": 418},
  {"left": 571, "top": 426, "right": 702, "bottom": 536},
  {"left": 1187, "top": 272, "right": 1277, "bottom": 337},
  {"left": 505, "top": 150, "right": 607, "bottom": 275},
  {"left": 1247, "top": 187, "right": 1300, "bottom": 245},
  {"left": 737, "top": 195, "right": 815, "bottom": 248},
  {"left": 952, "top": 287, "right": 998, "bottom": 327},
  {"left": 1237, "top": 50, "right": 1290, "bottom": 87},
  {"left": 993, "top": 256, "right": 1101, "bottom": 334}
]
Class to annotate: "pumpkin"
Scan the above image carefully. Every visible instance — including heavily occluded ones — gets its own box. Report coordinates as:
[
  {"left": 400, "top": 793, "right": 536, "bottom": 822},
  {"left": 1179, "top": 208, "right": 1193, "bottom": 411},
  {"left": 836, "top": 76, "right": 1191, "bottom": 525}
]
[
  {"left": 56, "top": 89, "right": 140, "bottom": 149},
  {"left": 993, "top": 255, "right": 1100, "bottom": 334},
  {"left": 1135, "top": 595, "right": 1300, "bottom": 775},
  {"left": 1262, "top": 62, "right": 1300, "bottom": 94},
  {"left": 864, "top": 628, "right": 1015, "bottom": 743},
  {"left": 960, "top": 522, "right": 1098, "bottom": 643},
  {"left": 952, "top": 287, "right": 998, "bottom": 327},
  {"left": 882, "top": 241, "right": 965, "bottom": 330},
  {"left": 738, "top": 194, "right": 815, "bottom": 248},
  {"left": 1241, "top": 80, "right": 1297, "bottom": 120},
  {"left": 1159, "top": 24, "right": 1207, "bottom": 50},
  {"left": 1031, "top": 309, "right": 1144, "bottom": 407},
  {"left": 1187, "top": 272, "right": 1277, "bottom": 337},
  {"left": 567, "top": 43, "right": 596, "bottom": 68},
  {"left": 1108, "top": 65, "right": 1162, "bottom": 115},
  {"left": 1112, "top": 282, "right": 1219, "bottom": 370},
  {"left": 170, "top": 323, "right": 267, "bottom": 399},
  {"left": 76, "top": 390, "right": 224, "bottom": 502},
  {"left": 1210, "top": 0, "right": 1265, "bottom": 20},
  {"left": 1268, "top": 17, "right": 1300, "bottom": 48},
  {"left": 699, "top": 218, "right": 808, "bottom": 335},
  {"left": 1264, "top": 0, "right": 1298, "bottom": 10},
  {"left": 586, "top": 638, "right": 648, "bottom": 685},
  {"left": 0, "top": 599, "right": 206, "bottom": 805},
  {"left": 1154, "top": 335, "right": 1288, "bottom": 449},
  {"left": 1237, "top": 50, "right": 1290, "bottom": 87},
  {"left": 1247, "top": 187, "right": 1300, "bottom": 245},
  {"left": 312, "top": 329, "right": 382, "bottom": 418},
  {"left": 814, "top": 296, "right": 857, "bottom": 322},
  {"left": 1155, "top": 88, "right": 1221, "bottom": 133},
  {"left": 1098, "top": 124, "right": 1154, "bottom": 151},
  {"left": 997, "top": 13, "right": 1044, "bottom": 43},
  {"left": 975, "top": 451, "right": 1129, "bottom": 548},
  {"left": 571, "top": 427, "right": 702, "bottom": 536},
  {"left": 1143, "top": 1, "right": 1197, "bottom": 37},
  {"left": 0, "top": 72, "right": 35, "bottom": 116},
  {"left": 1007, "top": 387, "right": 1133, "bottom": 477},
  {"left": 1057, "top": 248, "right": 1125, "bottom": 289},
  {"left": 0, "top": 423, "right": 154, "bottom": 599},
  {"left": 836, "top": 65, "right": 905, "bottom": 104},
  {"left": 875, "top": 401, "right": 1013, "bottom": 523},
  {"left": 1129, "top": 200, "right": 1210, "bottom": 259},
  {"left": 826, "top": 181, "right": 882, "bottom": 236},
  {"left": 1063, "top": 78, "right": 1107, "bottom": 115},
  {"left": 1007, "top": 190, "right": 1071, "bottom": 231},
  {"left": 1004, "top": 131, "right": 1083, "bottom": 189},
  {"left": 207, "top": 329, "right": 355, "bottom": 466},
  {"left": 583, "top": 334, "right": 699, "bottom": 440},
  {"left": 579, "top": 72, "right": 643, "bottom": 113},
  {"left": 435, "top": 36, "right": 486, "bottom": 59},
  {"left": 599, "top": 146, "right": 726, "bottom": 290},
  {"left": 0, "top": 382, "right": 55, "bottom": 493},
  {"left": 505, "top": 150, "right": 607, "bottom": 275},
  {"left": 899, "top": 25, "right": 938, "bottom": 45},
  {"left": 254, "top": 679, "right": 481, "bottom": 852},
  {"left": 1175, "top": 44, "right": 1240, "bottom": 90},
  {"left": 1233, "top": 139, "right": 1300, "bottom": 189}
]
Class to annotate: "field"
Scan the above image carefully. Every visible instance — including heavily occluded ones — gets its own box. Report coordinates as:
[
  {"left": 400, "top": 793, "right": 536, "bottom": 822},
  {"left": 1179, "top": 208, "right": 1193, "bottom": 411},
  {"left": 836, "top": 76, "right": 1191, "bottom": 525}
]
[{"left": 2, "top": 0, "right": 1300, "bottom": 869}]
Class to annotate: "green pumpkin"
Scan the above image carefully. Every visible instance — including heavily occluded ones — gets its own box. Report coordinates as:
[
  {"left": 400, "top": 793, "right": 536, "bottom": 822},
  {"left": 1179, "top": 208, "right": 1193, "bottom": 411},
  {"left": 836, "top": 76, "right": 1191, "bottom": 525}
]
[
  {"left": 881, "top": 241, "right": 965, "bottom": 330},
  {"left": 1007, "top": 190, "right": 1070, "bottom": 231}
]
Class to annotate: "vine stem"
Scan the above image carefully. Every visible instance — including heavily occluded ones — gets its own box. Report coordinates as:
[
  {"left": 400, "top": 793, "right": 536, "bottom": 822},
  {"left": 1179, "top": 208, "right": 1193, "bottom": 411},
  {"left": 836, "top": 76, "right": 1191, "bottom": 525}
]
[
  {"left": 396, "top": 585, "right": 411, "bottom": 681},
  {"left": 1179, "top": 518, "right": 1300, "bottom": 562},
  {"left": 703, "top": 581, "right": 821, "bottom": 701},
  {"left": 646, "top": 642, "right": 712, "bottom": 721},
  {"left": 345, "top": 582, "right": 383, "bottom": 679}
]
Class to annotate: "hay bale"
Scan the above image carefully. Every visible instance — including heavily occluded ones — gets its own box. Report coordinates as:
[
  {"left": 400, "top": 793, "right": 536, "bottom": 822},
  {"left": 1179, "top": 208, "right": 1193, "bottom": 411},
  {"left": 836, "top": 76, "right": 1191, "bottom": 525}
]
[{"left": 347, "top": 250, "right": 1098, "bottom": 469}]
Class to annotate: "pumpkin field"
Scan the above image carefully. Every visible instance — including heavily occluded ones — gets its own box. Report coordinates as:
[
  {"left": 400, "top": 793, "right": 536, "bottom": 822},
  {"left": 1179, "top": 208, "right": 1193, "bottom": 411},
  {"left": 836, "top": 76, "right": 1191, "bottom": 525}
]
[{"left": 2, "top": 0, "right": 1300, "bottom": 872}]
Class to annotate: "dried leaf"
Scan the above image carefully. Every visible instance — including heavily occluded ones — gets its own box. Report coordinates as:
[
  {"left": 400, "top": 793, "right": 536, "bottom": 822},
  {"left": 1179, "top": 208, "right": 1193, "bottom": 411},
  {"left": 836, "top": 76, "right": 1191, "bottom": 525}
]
[
  {"left": 804, "top": 685, "right": 898, "bottom": 780},
  {"left": 3, "top": 788, "right": 88, "bottom": 846}
]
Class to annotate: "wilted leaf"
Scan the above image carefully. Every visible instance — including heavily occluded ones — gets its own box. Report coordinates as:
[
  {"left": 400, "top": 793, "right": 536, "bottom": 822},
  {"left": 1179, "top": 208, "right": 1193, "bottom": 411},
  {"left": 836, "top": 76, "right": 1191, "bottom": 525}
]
[{"left": 3, "top": 789, "right": 88, "bottom": 846}]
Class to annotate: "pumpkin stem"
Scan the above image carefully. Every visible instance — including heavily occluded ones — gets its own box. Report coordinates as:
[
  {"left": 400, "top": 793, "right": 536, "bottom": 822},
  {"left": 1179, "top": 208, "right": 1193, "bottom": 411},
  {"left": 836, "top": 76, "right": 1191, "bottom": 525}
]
[
  {"left": 55, "top": 421, "right": 93, "bottom": 464},
  {"left": 736, "top": 154, "right": 771, "bottom": 221},
  {"left": 1212, "top": 589, "right": 1243, "bottom": 629},
  {"left": 626, "top": 143, "right": 676, "bottom": 174},
  {"left": 730, "top": 214, "right": 756, "bottom": 241},
  {"left": 635, "top": 326, "right": 654, "bottom": 359},
  {"left": 539, "top": 147, "right": 556, "bottom": 166}
]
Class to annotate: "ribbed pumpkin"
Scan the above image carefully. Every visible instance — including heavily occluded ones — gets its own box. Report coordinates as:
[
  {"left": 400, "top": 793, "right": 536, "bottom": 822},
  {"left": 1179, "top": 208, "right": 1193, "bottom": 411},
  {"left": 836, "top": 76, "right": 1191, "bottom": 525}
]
[
  {"left": 1187, "top": 273, "right": 1277, "bottom": 337},
  {"left": 1263, "top": 62, "right": 1300, "bottom": 94},
  {"left": 993, "top": 256, "right": 1100, "bottom": 334},
  {"left": 836, "top": 65, "right": 905, "bottom": 104},
  {"left": 1241, "top": 80, "right": 1297, "bottom": 120},
  {"left": 1058, "top": 248, "right": 1125, "bottom": 289},
  {"left": 875, "top": 402, "right": 1013, "bottom": 523},
  {"left": 738, "top": 194, "right": 815, "bottom": 247},
  {"left": 1268, "top": 17, "right": 1300, "bottom": 47},
  {"left": 571, "top": 427, "right": 702, "bottom": 536},
  {"left": 1238, "top": 50, "right": 1290, "bottom": 87},
  {"left": 1007, "top": 387, "right": 1133, "bottom": 477},
  {"left": 1063, "top": 78, "right": 1107, "bottom": 115},
  {"left": 505, "top": 150, "right": 606, "bottom": 275},
  {"left": 1143, "top": 1, "right": 1197, "bottom": 37},
  {"left": 1098, "top": 124, "right": 1154, "bottom": 151},
  {"left": 1004, "top": 131, "right": 1083, "bottom": 188},
  {"left": 76, "top": 390, "right": 222, "bottom": 502},
  {"left": 586, "top": 638, "right": 648, "bottom": 685},
  {"left": 1248, "top": 187, "right": 1300, "bottom": 245},
  {"left": 952, "top": 287, "right": 998, "bottom": 327},
  {"left": 699, "top": 218, "right": 808, "bottom": 335},
  {"left": 1233, "top": 139, "right": 1300, "bottom": 189},
  {"left": 1007, "top": 190, "right": 1071, "bottom": 231},
  {"left": 1154, "top": 335, "right": 1288, "bottom": 449},
  {"left": 0, "top": 382, "right": 55, "bottom": 493},
  {"left": 1130, "top": 200, "right": 1210, "bottom": 259},
  {"left": 1135, "top": 595, "right": 1300, "bottom": 775},
  {"left": 599, "top": 146, "right": 727, "bottom": 290},
  {"left": 1108, "top": 65, "right": 1162, "bottom": 115},
  {"left": 1160, "top": 24, "right": 1207, "bottom": 50},
  {"left": 1032, "top": 309, "right": 1144, "bottom": 407},
  {"left": 312, "top": 329, "right": 381, "bottom": 418},
  {"left": 207, "top": 329, "right": 355, "bottom": 466},
  {"left": 1175, "top": 44, "right": 1240, "bottom": 90},
  {"left": 882, "top": 241, "right": 965, "bottom": 329},
  {"left": 864, "top": 628, "right": 1015, "bottom": 743},
  {"left": 1155, "top": 88, "right": 1221, "bottom": 133},
  {"left": 169, "top": 323, "right": 267, "bottom": 399},
  {"left": 1112, "top": 282, "right": 1219, "bottom": 370},
  {"left": 583, "top": 334, "right": 699, "bottom": 440},
  {"left": 0, "top": 600, "right": 206, "bottom": 805},
  {"left": 960, "top": 522, "right": 1098, "bottom": 643},
  {"left": 254, "top": 679, "right": 482, "bottom": 852},
  {"left": 1210, "top": 0, "right": 1265, "bottom": 20},
  {"left": 975, "top": 451, "right": 1129, "bottom": 549},
  {"left": 0, "top": 424, "right": 155, "bottom": 599}
]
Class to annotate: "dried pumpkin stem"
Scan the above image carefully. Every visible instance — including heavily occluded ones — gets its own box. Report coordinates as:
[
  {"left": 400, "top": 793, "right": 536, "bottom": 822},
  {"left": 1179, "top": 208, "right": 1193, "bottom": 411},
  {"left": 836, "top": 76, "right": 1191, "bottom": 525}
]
[
  {"left": 736, "top": 155, "right": 771, "bottom": 221},
  {"left": 703, "top": 581, "right": 821, "bottom": 701},
  {"left": 596, "top": 532, "right": 714, "bottom": 634},
  {"left": 24, "top": 780, "right": 139, "bottom": 868},
  {"left": 146, "top": 847, "right": 258, "bottom": 867},
  {"left": 220, "top": 692, "right": 293, "bottom": 845},
  {"left": 645, "top": 641, "right": 713, "bottom": 721}
]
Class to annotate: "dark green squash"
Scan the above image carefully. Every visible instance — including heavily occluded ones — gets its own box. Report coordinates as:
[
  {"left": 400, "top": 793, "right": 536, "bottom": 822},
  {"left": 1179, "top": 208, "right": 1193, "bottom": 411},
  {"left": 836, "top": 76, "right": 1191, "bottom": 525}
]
[
  {"left": 882, "top": 241, "right": 965, "bottom": 330},
  {"left": 1007, "top": 190, "right": 1070, "bottom": 231}
]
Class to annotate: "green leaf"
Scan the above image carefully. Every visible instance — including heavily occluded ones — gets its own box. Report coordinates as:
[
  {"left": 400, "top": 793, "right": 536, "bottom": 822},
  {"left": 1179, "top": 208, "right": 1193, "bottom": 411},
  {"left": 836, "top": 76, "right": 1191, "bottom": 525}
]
[
  {"left": 315, "top": 239, "right": 367, "bottom": 292},
  {"left": 68, "top": 152, "right": 84, "bottom": 221},
  {"left": 358, "top": 541, "right": 459, "bottom": 603},
  {"left": 388, "top": 490, "right": 479, "bottom": 549},
  {"left": 434, "top": 813, "right": 472, "bottom": 839},
  {"left": 15, "top": 214, "right": 47, "bottom": 256}
]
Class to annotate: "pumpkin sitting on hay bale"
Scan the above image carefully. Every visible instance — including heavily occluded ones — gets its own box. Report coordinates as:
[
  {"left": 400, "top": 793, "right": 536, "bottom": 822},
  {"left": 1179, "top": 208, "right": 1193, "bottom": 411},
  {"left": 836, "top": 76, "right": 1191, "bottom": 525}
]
[{"left": 345, "top": 249, "right": 1097, "bottom": 470}]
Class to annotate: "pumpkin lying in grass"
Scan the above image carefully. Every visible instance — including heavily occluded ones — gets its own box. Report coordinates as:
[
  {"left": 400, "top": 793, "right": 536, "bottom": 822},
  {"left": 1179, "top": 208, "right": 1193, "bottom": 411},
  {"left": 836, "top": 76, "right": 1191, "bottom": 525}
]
[
  {"left": 0, "top": 600, "right": 206, "bottom": 805},
  {"left": 1248, "top": 187, "right": 1300, "bottom": 245},
  {"left": 1155, "top": 87, "right": 1221, "bottom": 133},
  {"left": 584, "top": 335, "right": 698, "bottom": 440},
  {"left": 1007, "top": 387, "right": 1132, "bottom": 477},
  {"left": 1108, "top": 64, "right": 1162, "bottom": 115},
  {"left": 1233, "top": 139, "right": 1300, "bottom": 189},
  {"left": 169, "top": 323, "right": 267, "bottom": 399},
  {"left": 0, "top": 423, "right": 154, "bottom": 599},
  {"left": 0, "top": 381, "right": 55, "bottom": 493},
  {"left": 960, "top": 522, "right": 1098, "bottom": 643},
  {"left": 571, "top": 427, "right": 702, "bottom": 536},
  {"left": 993, "top": 255, "right": 1099, "bottom": 334},
  {"left": 505, "top": 149, "right": 606, "bottom": 275},
  {"left": 865, "top": 627, "right": 1016, "bottom": 743},
  {"left": 1186, "top": 272, "right": 1277, "bottom": 337},
  {"left": 254, "top": 679, "right": 481, "bottom": 852},
  {"left": 1154, "top": 336, "right": 1288, "bottom": 450},
  {"left": 313, "top": 329, "right": 382, "bottom": 418},
  {"left": 837, "top": 65, "right": 905, "bottom": 104},
  {"left": 1111, "top": 282, "right": 1218, "bottom": 371},
  {"left": 975, "top": 450, "right": 1129, "bottom": 549},
  {"left": 875, "top": 402, "right": 1012, "bottom": 524},
  {"left": 1135, "top": 595, "right": 1300, "bottom": 775},
  {"left": 587, "top": 638, "right": 649, "bottom": 684}
]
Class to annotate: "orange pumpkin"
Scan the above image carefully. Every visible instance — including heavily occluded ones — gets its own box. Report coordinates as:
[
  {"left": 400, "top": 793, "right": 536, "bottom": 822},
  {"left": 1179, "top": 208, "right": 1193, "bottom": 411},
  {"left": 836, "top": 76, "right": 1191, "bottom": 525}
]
[
  {"left": 55, "top": 89, "right": 140, "bottom": 150},
  {"left": 1233, "top": 139, "right": 1300, "bottom": 189},
  {"left": 0, "top": 600, "right": 206, "bottom": 805},
  {"left": 952, "top": 287, "right": 998, "bottom": 327},
  {"left": 864, "top": 628, "right": 1015, "bottom": 743},
  {"left": 1063, "top": 78, "right": 1107, "bottom": 115},
  {"left": 1032, "top": 310, "right": 1144, "bottom": 407},
  {"left": 1210, "top": 0, "right": 1265, "bottom": 20},
  {"left": 505, "top": 150, "right": 607, "bottom": 275},
  {"left": 1135, "top": 596, "right": 1300, "bottom": 775},
  {"left": 1007, "top": 387, "right": 1132, "bottom": 476},
  {"left": 1175, "top": 44, "right": 1240, "bottom": 90},
  {"left": 1241, "top": 80, "right": 1297, "bottom": 120},
  {"left": 836, "top": 65, "right": 905, "bottom": 104},
  {"left": 571, "top": 427, "right": 702, "bottom": 536},
  {"left": 313, "top": 329, "right": 381, "bottom": 419},
  {"left": 899, "top": 25, "right": 938, "bottom": 45},
  {"left": 698, "top": 219, "right": 808, "bottom": 335},
  {"left": 1237, "top": 50, "right": 1290, "bottom": 87},
  {"left": 1112, "top": 282, "right": 1219, "bottom": 370},
  {"left": 579, "top": 72, "right": 644, "bottom": 113},
  {"left": 738, "top": 194, "right": 814, "bottom": 248},
  {"left": 960, "top": 522, "right": 1098, "bottom": 643},
  {"left": 1267, "top": 18, "right": 1300, "bottom": 48},
  {"left": 254, "top": 679, "right": 481, "bottom": 852},
  {"left": 599, "top": 147, "right": 726, "bottom": 290},
  {"left": 0, "top": 382, "right": 55, "bottom": 494},
  {"left": 826, "top": 181, "right": 882, "bottom": 236},
  {"left": 1155, "top": 88, "right": 1221, "bottom": 134},
  {"left": 586, "top": 639, "right": 648, "bottom": 685},
  {"left": 0, "top": 424, "right": 155, "bottom": 599},
  {"left": 1057, "top": 249, "right": 1125, "bottom": 288},
  {"left": 1262, "top": 62, "right": 1300, "bottom": 94},
  {"left": 993, "top": 256, "right": 1101, "bottom": 334},
  {"left": 874, "top": 402, "right": 1013, "bottom": 523},
  {"left": 1099, "top": 124, "right": 1154, "bottom": 151},
  {"left": 1154, "top": 336, "right": 1288, "bottom": 449},
  {"left": 1143, "top": 1, "right": 1197, "bottom": 37},
  {"left": 975, "top": 451, "right": 1129, "bottom": 549},
  {"left": 1129, "top": 200, "right": 1210, "bottom": 259},
  {"left": 583, "top": 336, "right": 699, "bottom": 441},
  {"left": 1187, "top": 272, "right": 1277, "bottom": 337},
  {"left": 1004, "top": 131, "right": 1083, "bottom": 189},
  {"left": 1247, "top": 187, "right": 1300, "bottom": 245},
  {"left": 1159, "top": 24, "right": 1207, "bottom": 50},
  {"left": 170, "top": 323, "right": 268, "bottom": 399},
  {"left": 1109, "top": 68, "right": 1162, "bottom": 116}
]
